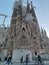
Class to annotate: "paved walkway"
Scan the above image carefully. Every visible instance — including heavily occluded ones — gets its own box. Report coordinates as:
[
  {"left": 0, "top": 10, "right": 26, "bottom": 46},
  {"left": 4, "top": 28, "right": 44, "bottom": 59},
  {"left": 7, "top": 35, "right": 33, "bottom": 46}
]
[{"left": 0, "top": 61, "right": 49, "bottom": 65}]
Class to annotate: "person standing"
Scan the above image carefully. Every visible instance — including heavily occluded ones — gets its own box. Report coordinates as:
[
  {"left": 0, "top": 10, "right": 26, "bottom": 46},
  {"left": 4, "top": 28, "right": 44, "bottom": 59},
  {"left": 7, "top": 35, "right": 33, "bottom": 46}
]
[
  {"left": 25, "top": 54, "right": 29, "bottom": 65},
  {"left": 37, "top": 55, "right": 42, "bottom": 64},
  {"left": 7, "top": 51, "right": 12, "bottom": 65},
  {"left": 20, "top": 56, "right": 23, "bottom": 63},
  {"left": 0, "top": 57, "right": 1, "bottom": 61}
]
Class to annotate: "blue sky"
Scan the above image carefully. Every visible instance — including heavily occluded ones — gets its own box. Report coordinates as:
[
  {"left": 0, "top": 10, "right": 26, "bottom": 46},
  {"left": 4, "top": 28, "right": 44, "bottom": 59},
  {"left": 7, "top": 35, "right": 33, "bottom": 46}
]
[{"left": 0, "top": 0, "right": 49, "bottom": 37}]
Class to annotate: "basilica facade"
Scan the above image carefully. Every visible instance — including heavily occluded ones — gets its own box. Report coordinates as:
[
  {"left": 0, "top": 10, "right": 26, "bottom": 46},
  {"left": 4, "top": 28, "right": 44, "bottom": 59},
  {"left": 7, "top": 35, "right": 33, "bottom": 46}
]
[
  {"left": 0, "top": 0, "right": 49, "bottom": 56},
  {"left": 6, "top": 0, "right": 41, "bottom": 54}
]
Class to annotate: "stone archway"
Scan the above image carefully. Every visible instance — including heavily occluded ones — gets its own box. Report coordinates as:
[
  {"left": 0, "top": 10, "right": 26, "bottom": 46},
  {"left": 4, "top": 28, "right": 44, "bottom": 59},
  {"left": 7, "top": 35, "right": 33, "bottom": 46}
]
[{"left": 16, "top": 32, "right": 31, "bottom": 49}]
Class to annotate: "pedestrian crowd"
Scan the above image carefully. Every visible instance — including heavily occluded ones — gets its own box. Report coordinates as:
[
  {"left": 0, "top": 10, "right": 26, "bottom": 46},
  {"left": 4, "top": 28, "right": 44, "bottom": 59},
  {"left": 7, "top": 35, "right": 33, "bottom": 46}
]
[
  {"left": 20, "top": 52, "right": 43, "bottom": 65},
  {"left": 0, "top": 51, "right": 43, "bottom": 65}
]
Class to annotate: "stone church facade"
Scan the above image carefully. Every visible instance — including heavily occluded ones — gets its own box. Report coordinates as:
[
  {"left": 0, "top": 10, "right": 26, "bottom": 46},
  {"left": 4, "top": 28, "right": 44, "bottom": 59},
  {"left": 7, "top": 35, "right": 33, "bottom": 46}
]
[
  {"left": 0, "top": 0, "right": 49, "bottom": 57},
  {"left": 6, "top": 0, "right": 41, "bottom": 54}
]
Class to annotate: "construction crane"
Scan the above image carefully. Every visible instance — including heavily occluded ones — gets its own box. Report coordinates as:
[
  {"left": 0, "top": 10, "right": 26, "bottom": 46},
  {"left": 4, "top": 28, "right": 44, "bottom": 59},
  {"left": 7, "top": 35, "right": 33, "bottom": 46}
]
[
  {"left": 0, "top": 14, "right": 7, "bottom": 27},
  {"left": 0, "top": 14, "right": 11, "bottom": 27}
]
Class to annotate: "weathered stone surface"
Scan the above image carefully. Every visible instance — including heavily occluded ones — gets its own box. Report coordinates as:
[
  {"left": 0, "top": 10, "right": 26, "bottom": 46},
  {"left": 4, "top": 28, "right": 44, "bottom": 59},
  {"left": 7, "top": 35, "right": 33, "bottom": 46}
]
[{"left": 6, "top": 0, "right": 41, "bottom": 54}]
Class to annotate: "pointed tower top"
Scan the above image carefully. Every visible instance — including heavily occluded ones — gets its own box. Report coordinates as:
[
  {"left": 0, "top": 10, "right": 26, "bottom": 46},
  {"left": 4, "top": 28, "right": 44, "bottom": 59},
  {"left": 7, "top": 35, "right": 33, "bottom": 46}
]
[
  {"left": 14, "top": 0, "right": 22, "bottom": 9},
  {"left": 18, "top": 0, "right": 22, "bottom": 5},
  {"left": 27, "top": 0, "right": 29, "bottom": 4},
  {"left": 27, "top": 0, "right": 30, "bottom": 13},
  {"left": 30, "top": 1, "right": 33, "bottom": 9},
  {"left": 41, "top": 27, "right": 44, "bottom": 34},
  {"left": 44, "top": 29, "right": 47, "bottom": 35}
]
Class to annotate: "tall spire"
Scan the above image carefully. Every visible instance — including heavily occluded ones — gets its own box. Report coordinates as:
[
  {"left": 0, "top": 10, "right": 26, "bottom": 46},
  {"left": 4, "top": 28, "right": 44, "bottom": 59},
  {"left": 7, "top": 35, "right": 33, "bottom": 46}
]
[
  {"left": 30, "top": 1, "right": 36, "bottom": 17},
  {"left": 27, "top": 0, "right": 29, "bottom": 5},
  {"left": 12, "top": 0, "right": 22, "bottom": 19},
  {"left": 18, "top": 0, "right": 22, "bottom": 6},
  {"left": 27, "top": 0, "right": 30, "bottom": 13},
  {"left": 30, "top": 1, "right": 33, "bottom": 9},
  {"left": 17, "top": 0, "right": 22, "bottom": 20}
]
